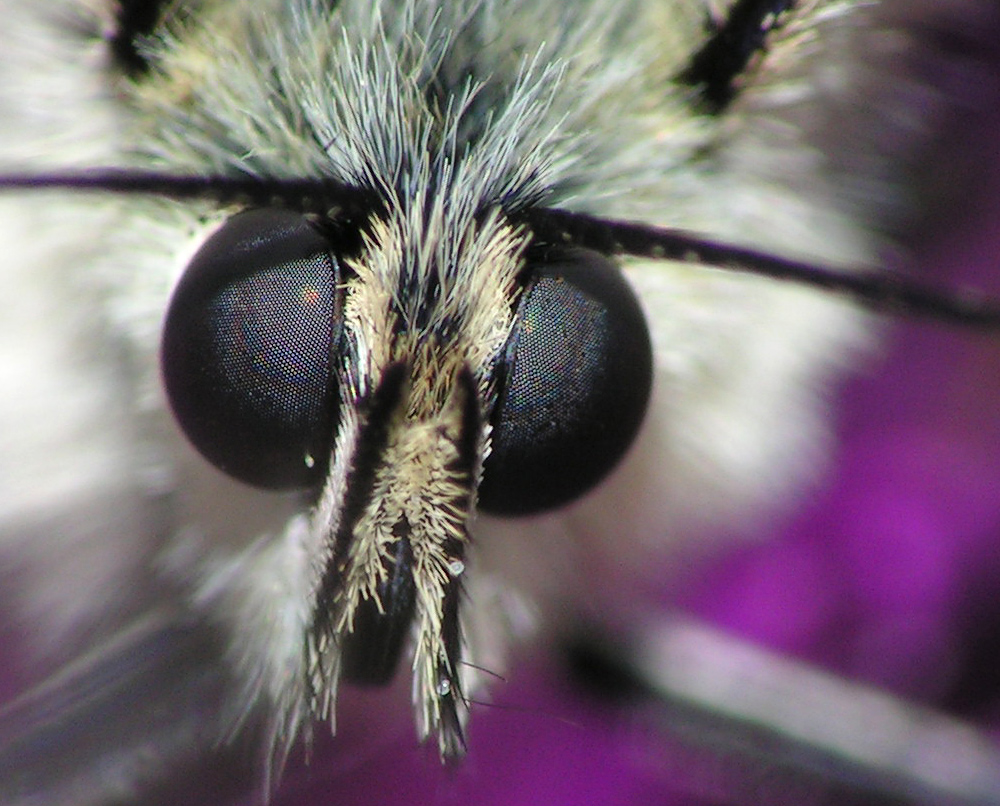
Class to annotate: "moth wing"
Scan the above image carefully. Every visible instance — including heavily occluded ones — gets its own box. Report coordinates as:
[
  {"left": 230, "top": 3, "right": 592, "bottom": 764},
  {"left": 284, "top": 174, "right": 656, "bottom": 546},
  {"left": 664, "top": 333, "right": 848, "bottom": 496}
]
[
  {"left": 0, "top": 3, "right": 303, "bottom": 802},
  {"left": 0, "top": 613, "right": 265, "bottom": 806}
]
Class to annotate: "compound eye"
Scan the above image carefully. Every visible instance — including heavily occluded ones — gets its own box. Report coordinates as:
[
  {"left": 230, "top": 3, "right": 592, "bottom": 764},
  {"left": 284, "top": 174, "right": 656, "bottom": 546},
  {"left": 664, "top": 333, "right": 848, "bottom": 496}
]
[
  {"left": 478, "top": 248, "right": 653, "bottom": 516},
  {"left": 161, "top": 209, "right": 342, "bottom": 489}
]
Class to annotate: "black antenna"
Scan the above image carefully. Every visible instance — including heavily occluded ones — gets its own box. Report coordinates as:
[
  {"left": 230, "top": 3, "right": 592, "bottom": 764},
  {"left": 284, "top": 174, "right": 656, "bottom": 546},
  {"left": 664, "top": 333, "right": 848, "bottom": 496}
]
[
  {"left": 525, "top": 207, "right": 1000, "bottom": 330},
  {"left": 0, "top": 170, "right": 378, "bottom": 222}
]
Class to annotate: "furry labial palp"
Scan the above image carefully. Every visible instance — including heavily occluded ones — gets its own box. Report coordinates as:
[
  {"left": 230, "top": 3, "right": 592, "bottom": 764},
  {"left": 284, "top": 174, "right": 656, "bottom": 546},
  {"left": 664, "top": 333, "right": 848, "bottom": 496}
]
[{"left": 0, "top": 1, "right": 999, "bottom": 804}]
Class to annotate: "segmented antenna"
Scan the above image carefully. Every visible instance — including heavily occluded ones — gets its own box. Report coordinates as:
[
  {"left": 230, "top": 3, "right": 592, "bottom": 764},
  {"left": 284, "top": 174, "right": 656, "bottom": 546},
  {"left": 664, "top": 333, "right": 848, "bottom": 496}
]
[
  {"left": 523, "top": 207, "right": 1000, "bottom": 329},
  {"left": 0, "top": 170, "right": 380, "bottom": 223}
]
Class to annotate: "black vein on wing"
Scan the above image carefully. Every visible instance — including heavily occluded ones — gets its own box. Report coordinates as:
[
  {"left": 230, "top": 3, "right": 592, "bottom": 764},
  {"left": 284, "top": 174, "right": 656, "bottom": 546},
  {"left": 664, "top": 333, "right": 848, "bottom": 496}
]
[
  {"left": 680, "top": 0, "right": 797, "bottom": 111},
  {"left": 111, "top": 0, "right": 171, "bottom": 75}
]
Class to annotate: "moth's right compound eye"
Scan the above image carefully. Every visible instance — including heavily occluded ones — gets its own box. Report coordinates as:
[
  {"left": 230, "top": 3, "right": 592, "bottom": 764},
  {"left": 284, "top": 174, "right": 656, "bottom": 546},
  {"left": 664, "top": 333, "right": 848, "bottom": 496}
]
[
  {"left": 161, "top": 209, "right": 343, "bottom": 490},
  {"left": 478, "top": 247, "right": 653, "bottom": 516}
]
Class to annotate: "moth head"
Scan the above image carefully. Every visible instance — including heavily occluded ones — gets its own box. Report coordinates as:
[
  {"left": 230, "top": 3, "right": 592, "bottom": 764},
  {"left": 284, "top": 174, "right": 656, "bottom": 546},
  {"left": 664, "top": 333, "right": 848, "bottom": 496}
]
[{"left": 158, "top": 201, "right": 654, "bottom": 754}]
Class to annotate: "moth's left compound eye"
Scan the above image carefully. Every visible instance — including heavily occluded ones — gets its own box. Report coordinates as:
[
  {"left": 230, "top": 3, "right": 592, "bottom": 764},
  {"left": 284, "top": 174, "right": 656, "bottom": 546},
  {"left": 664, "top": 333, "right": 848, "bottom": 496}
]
[
  {"left": 161, "top": 209, "right": 343, "bottom": 490},
  {"left": 479, "top": 247, "right": 653, "bottom": 516}
]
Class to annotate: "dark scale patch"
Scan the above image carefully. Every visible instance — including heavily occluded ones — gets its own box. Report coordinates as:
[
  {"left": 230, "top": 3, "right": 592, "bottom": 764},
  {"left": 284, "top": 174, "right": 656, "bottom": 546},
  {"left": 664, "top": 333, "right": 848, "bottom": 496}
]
[
  {"left": 680, "top": 0, "right": 798, "bottom": 112},
  {"left": 394, "top": 264, "right": 444, "bottom": 334},
  {"left": 110, "top": 0, "right": 169, "bottom": 75},
  {"left": 340, "top": 522, "right": 418, "bottom": 685}
]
